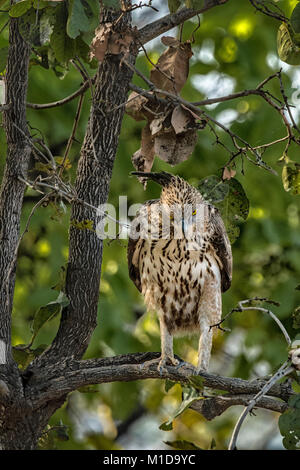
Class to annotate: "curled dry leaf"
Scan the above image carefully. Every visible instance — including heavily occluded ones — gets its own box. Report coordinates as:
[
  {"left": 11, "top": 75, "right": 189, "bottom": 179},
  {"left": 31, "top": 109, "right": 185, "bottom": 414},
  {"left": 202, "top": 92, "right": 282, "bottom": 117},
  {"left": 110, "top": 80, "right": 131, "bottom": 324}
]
[
  {"left": 150, "top": 112, "right": 172, "bottom": 137},
  {"left": 171, "top": 105, "right": 200, "bottom": 134},
  {"left": 90, "top": 24, "right": 133, "bottom": 63},
  {"left": 161, "top": 36, "right": 180, "bottom": 47},
  {"left": 131, "top": 123, "right": 155, "bottom": 188},
  {"left": 125, "top": 91, "right": 150, "bottom": 122},
  {"left": 154, "top": 129, "right": 198, "bottom": 166},
  {"left": 90, "top": 23, "right": 112, "bottom": 62},
  {"left": 222, "top": 166, "right": 236, "bottom": 181},
  {"left": 127, "top": 37, "right": 199, "bottom": 182},
  {"left": 150, "top": 37, "right": 193, "bottom": 94}
]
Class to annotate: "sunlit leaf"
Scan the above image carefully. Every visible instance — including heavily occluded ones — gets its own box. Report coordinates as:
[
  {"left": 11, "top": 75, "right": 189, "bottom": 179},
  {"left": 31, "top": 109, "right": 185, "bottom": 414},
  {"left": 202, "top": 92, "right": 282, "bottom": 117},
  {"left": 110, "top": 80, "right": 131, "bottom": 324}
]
[
  {"left": 9, "top": 0, "right": 32, "bottom": 17},
  {"left": 277, "top": 23, "right": 300, "bottom": 65},
  {"left": 30, "top": 291, "right": 69, "bottom": 343},
  {"left": 159, "top": 385, "right": 202, "bottom": 431},
  {"left": 164, "top": 439, "right": 203, "bottom": 450}
]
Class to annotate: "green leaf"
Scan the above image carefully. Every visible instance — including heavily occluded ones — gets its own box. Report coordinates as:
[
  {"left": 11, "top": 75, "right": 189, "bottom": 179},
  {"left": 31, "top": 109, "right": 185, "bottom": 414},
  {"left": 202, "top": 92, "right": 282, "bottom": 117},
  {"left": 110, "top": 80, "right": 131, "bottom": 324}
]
[
  {"left": 198, "top": 175, "right": 229, "bottom": 204},
  {"left": 75, "top": 36, "right": 91, "bottom": 63},
  {"left": 9, "top": 0, "right": 32, "bottom": 17},
  {"left": 277, "top": 23, "right": 300, "bottom": 65},
  {"left": 168, "top": 0, "right": 182, "bottom": 13},
  {"left": 188, "top": 375, "right": 205, "bottom": 391},
  {"left": 32, "top": 0, "right": 49, "bottom": 9},
  {"left": 159, "top": 385, "right": 202, "bottom": 431},
  {"left": 278, "top": 394, "right": 300, "bottom": 450},
  {"left": 165, "top": 379, "right": 177, "bottom": 393},
  {"left": 282, "top": 159, "right": 300, "bottom": 195},
  {"left": 0, "top": 46, "right": 8, "bottom": 73},
  {"left": 159, "top": 421, "right": 174, "bottom": 431},
  {"left": 198, "top": 175, "right": 249, "bottom": 244},
  {"left": 291, "top": 3, "right": 300, "bottom": 34},
  {"left": 216, "top": 178, "right": 249, "bottom": 243},
  {"left": 66, "top": 0, "right": 90, "bottom": 39},
  {"left": 0, "top": 0, "right": 10, "bottom": 8},
  {"left": 12, "top": 346, "right": 35, "bottom": 369},
  {"left": 30, "top": 291, "right": 69, "bottom": 343},
  {"left": 50, "top": 3, "right": 75, "bottom": 64},
  {"left": 164, "top": 440, "right": 203, "bottom": 450}
]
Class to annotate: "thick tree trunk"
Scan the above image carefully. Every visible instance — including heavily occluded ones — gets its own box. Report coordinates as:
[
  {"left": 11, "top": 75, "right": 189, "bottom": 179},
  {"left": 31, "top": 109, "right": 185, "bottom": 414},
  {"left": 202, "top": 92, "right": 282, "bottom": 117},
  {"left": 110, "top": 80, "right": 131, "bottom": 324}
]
[
  {"left": 0, "top": 9, "right": 136, "bottom": 450},
  {"left": 0, "top": 18, "right": 31, "bottom": 366}
]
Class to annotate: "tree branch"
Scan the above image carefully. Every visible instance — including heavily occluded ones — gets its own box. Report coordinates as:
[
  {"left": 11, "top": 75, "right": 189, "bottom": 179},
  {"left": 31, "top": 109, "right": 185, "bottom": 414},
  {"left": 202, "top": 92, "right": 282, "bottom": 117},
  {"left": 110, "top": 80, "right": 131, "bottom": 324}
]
[
  {"left": 0, "top": 17, "right": 31, "bottom": 367},
  {"left": 26, "top": 79, "right": 92, "bottom": 110},
  {"left": 25, "top": 352, "right": 294, "bottom": 410},
  {"left": 138, "top": 0, "right": 229, "bottom": 45},
  {"left": 190, "top": 393, "right": 288, "bottom": 420}
]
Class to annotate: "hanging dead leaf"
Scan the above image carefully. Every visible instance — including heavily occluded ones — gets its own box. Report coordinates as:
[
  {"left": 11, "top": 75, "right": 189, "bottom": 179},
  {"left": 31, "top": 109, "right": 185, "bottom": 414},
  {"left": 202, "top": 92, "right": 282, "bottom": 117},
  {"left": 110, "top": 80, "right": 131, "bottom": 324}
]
[
  {"left": 171, "top": 105, "right": 196, "bottom": 134},
  {"left": 90, "top": 25, "right": 133, "bottom": 63},
  {"left": 90, "top": 23, "right": 112, "bottom": 62},
  {"left": 222, "top": 167, "right": 236, "bottom": 180},
  {"left": 154, "top": 129, "right": 198, "bottom": 165},
  {"left": 131, "top": 123, "right": 155, "bottom": 187},
  {"left": 150, "top": 39, "right": 193, "bottom": 94},
  {"left": 126, "top": 91, "right": 150, "bottom": 121},
  {"left": 161, "top": 36, "right": 180, "bottom": 47},
  {"left": 107, "top": 31, "right": 133, "bottom": 57},
  {"left": 149, "top": 111, "right": 172, "bottom": 137}
]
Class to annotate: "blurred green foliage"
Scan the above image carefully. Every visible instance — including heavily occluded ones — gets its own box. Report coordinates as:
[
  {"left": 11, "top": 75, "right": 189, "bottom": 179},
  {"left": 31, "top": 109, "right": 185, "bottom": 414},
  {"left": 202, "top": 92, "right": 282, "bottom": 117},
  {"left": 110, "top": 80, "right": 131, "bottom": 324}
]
[{"left": 0, "top": 0, "right": 300, "bottom": 451}]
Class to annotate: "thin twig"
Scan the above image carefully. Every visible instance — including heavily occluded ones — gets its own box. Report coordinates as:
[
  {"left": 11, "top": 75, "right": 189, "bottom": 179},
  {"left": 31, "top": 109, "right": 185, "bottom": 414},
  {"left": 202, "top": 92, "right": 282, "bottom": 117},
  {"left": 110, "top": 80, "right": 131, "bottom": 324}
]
[
  {"left": 228, "top": 360, "right": 294, "bottom": 450},
  {"left": 18, "top": 176, "right": 131, "bottom": 229},
  {"left": 27, "top": 79, "right": 93, "bottom": 110},
  {"left": 59, "top": 94, "right": 84, "bottom": 178},
  {"left": 211, "top": 297, "right": 291, "bottom": 346}
]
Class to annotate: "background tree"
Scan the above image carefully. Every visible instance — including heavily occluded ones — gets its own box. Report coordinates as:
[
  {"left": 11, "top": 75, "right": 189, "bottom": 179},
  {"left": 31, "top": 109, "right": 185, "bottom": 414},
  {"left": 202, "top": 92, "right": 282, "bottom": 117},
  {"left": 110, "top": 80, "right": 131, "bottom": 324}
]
[{"left": 0, "top": 0, "right": 300, "bottom": 451}]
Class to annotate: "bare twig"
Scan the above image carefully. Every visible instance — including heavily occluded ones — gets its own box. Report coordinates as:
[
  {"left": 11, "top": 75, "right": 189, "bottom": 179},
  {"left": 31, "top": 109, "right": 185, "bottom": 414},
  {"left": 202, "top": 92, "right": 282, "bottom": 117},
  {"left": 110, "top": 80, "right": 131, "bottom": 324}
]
[
  {"left": 59, "top": 94, "right": 84, "bottom": 178},
  {"left": 18, "top": 176, "right": 131, "bottom": 230},
  {"left": 228, "top": 360, "right": 294, "bottom": 450},
  {"left": 26, "top": 79, "right": 93, "bottom": 110},
  {"left": 138, "top": 0, "right": 229, "bottom": 45},
  {"left": 249, "top": 0, "right": 288, "bottom": 23},
  {"left": 211, "top": 297, "right": 291, "bottom": 346}
]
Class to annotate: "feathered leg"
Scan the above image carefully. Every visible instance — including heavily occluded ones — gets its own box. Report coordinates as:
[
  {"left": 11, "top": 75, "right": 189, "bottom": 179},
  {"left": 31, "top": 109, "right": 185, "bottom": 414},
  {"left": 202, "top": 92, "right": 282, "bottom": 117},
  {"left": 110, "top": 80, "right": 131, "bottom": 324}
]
[
  {"left": 197, "top": 273, "right": 222, "bottom": 372},
  {"left": 158, "top": 317, "right": 179, "bottom": 372}
]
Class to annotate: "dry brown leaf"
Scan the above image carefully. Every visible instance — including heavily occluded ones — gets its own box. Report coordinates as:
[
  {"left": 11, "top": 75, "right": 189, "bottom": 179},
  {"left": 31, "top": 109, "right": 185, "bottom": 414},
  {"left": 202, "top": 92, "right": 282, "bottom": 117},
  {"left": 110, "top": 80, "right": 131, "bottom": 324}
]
[
  {"left": 107, "top": 31, "right": 133, "bottom": 56},
  {"left": 171, "top": 105, "right": 195, "bottom": 134},
  {"left": 90, "top": 25, "right": 133, "bottom": 63},
  {"left": 154, "top": 129, "right": 198, "bottom": 166},
  {"left": 150, "top": 40, "right": 193, "bottom": 94},
  {"left": 125, "top": 92, "right": 149, "bottom": 122},
  {"left": 90, "top": 23, "right": 112, "bottom": 62},
  {"left": 222, "top": 167, "right": 237, "bottom": 180},
  {"left": 161, "top": 36, "right": 180, "bottom": 47},
  {"left": 131, "top": 124, "right": 155, "bottom": 187}
]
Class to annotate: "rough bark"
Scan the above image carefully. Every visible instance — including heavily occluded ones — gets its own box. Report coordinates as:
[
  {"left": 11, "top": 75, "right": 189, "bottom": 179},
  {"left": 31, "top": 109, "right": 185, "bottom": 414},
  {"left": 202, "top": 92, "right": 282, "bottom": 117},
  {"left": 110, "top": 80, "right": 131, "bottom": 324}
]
[
  {"left": 0, "top": 0, "right": 288, "bottom": 451},
  {"left": 30, "top": 10, "right": 136, "bottom": 368},
  {"left": 0, "top": 18, "right": 31, "bottom": 367}
]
